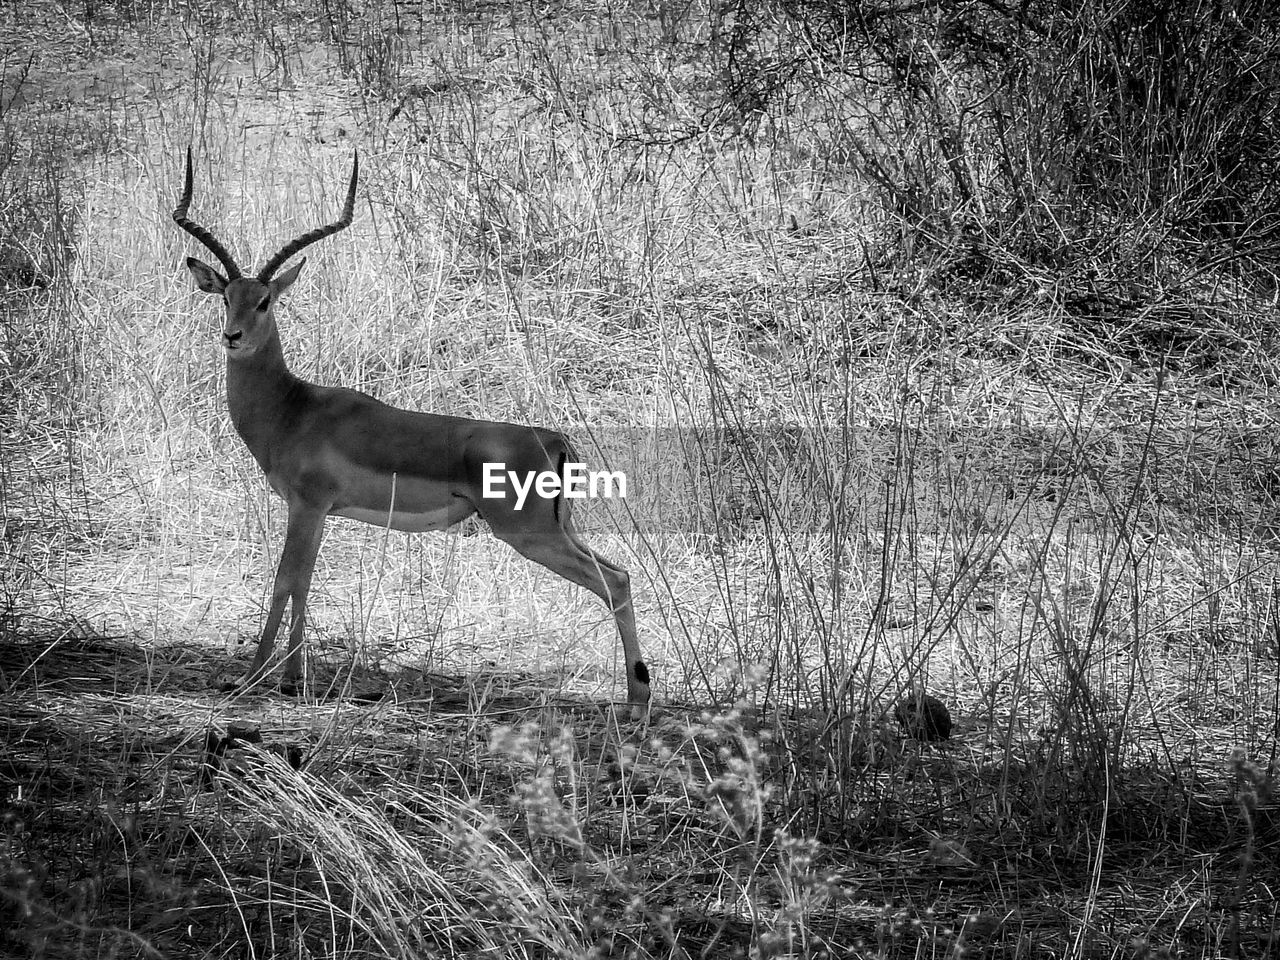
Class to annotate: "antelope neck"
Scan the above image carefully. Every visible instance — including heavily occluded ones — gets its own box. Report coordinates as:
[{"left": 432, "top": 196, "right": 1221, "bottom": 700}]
[{"left": 225, "top": 331, "right": 304, "bottom": 465}]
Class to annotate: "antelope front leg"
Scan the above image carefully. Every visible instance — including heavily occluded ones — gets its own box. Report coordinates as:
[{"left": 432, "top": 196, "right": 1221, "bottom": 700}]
[
  {"left": 239, "top": 503, "right": 327, "bottom": 693},
  {"left": 279, "top": 507, "right": 327, "bottom": 692},
  {"left": 242, "top": 574, "right": 289, "bottom": 686}
]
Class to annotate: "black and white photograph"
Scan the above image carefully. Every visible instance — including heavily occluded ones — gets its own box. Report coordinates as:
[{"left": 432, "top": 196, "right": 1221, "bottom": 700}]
[{"left": 2, "top": 0, "right": 1278, "bottom": 956}]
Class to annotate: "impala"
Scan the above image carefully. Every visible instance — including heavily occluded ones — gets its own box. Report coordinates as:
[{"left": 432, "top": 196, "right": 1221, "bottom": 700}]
[{"left": 173, "top": 150, "right": 650, "bottom": 716}]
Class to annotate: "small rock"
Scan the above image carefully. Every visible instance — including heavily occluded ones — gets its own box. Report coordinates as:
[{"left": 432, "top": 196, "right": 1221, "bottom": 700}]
[{"left": 895, "top": 693, "right": 952, "bottom": 741}]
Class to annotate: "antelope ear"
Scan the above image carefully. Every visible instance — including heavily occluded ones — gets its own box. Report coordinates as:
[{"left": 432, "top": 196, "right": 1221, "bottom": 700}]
[
  {"left": 186, "top": 257, "right": 227, "bottom": 295},
  {"left": 272, "top": 258, "right": 307, "bottom": 296}
]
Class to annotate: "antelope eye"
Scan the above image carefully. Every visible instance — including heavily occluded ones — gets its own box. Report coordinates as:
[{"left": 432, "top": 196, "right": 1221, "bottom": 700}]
[{"left": 256, "top": 297, "right": 270, "bottom": 311}]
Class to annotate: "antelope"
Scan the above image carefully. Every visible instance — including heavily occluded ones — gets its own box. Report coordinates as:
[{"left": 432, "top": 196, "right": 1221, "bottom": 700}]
[{"left": 172, "top": 150, "right": 650, "bottom": 717}]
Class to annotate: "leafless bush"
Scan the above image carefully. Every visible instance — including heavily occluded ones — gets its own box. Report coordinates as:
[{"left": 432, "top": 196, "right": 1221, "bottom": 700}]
[{"left": 708, "top": 0, "right": 1280, "bottom": 305}]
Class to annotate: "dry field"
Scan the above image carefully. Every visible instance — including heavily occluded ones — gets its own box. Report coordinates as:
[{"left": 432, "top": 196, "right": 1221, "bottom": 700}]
[{"left": 2, "top": 0, "right": 1278, "bottom": 956}]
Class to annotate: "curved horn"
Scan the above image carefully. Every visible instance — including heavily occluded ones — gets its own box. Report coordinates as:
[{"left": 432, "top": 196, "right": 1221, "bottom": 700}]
[
  {"left": 257, "top": 152, "right": 358, "bottom": 282},
  {"left": 173, "top": 147, "right": 243, "bottom": 280}
]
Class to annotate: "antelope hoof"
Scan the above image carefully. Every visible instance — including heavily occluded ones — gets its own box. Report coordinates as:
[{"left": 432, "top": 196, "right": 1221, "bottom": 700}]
[
  {"left": 218, "top": 672, "right": 283, "bottom": 695},
  {"left": 622, "top": 697, "right": 652, "bottom": 724}
]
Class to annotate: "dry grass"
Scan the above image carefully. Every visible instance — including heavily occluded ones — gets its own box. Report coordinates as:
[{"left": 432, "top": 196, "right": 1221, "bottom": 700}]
[{"left": 2, "top": 0, "right": 1279, "bottom": 957}]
